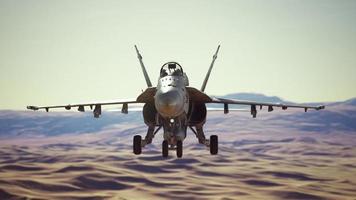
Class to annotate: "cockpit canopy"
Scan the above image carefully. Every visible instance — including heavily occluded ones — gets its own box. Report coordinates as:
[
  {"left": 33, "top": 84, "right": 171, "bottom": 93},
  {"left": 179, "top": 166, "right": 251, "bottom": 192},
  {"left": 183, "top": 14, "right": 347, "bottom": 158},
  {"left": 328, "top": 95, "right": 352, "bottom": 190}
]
[{"left": 160, "top": 62, "right": 183, "bottom": 78}]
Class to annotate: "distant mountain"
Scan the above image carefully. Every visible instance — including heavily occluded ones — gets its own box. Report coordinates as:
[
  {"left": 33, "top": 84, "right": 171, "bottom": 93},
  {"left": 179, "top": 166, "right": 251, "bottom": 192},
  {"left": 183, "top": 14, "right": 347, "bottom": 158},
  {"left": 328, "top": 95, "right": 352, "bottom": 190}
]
[
  {"left": 209, "top": 93, "right": 292, "bottom": 108},
  {"left": 0, "top": 110, "right": 142, "bottom": 138},
  {"left": 221, "top": 93, "right": 292, "bottom": 104},
  {"left": 340, "top": 98, "right": 356, "bottom": 106}
]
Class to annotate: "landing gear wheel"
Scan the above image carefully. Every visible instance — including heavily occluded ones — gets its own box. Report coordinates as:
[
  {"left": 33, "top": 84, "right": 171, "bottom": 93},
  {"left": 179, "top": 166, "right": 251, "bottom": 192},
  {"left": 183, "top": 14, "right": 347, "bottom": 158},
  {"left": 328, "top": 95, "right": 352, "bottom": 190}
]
[
  {"left": 162, "top": 140, "right": 169, "bottom": 157},
  {"left": 210, "top": 135, "right": 218, "bottom": 155},
  {"left": 133, "top": 135, "right": 142, "bottom": 155},
  {"left": 176, "top": 140, "right": 183, "bottom": 158}
]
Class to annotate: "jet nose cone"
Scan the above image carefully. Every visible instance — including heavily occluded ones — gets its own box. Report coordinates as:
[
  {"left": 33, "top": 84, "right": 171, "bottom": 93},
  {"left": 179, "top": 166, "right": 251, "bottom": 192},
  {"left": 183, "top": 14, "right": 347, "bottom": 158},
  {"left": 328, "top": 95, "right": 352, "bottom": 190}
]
[{"left": 155, "top": 90, "right": 184, "bottom": 117}]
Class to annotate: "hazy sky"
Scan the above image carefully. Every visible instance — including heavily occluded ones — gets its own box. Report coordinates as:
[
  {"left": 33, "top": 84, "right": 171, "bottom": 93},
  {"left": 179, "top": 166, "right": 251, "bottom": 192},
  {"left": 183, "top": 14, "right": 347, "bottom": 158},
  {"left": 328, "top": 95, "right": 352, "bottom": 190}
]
[{"left": 1, "top": 0, "right": 355, "bottom": 109}]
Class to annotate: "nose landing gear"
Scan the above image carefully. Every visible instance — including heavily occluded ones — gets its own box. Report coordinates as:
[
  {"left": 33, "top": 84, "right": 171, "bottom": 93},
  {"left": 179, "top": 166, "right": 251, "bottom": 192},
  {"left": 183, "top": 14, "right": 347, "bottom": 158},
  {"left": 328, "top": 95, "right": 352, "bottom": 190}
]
[
  {"left": 162, "top": 140, "right": 183, "bottom": 158},
  {"left": 162, "top": 140, "right": 169, "bottom": 157},
  {"left": 176, "top": 140, "right": 183, "bottom": 158}
]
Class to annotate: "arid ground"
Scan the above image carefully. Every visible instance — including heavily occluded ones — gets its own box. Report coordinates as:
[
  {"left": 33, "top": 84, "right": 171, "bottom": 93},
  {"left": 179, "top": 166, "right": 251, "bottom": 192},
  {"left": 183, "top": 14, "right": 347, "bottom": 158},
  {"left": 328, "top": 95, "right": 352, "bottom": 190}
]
[
  {"left": 1, "top": 98, "right": 356, "bottom": 199},
  {"left": 1, "top": 127, "right": 356, "bottom": 200}
]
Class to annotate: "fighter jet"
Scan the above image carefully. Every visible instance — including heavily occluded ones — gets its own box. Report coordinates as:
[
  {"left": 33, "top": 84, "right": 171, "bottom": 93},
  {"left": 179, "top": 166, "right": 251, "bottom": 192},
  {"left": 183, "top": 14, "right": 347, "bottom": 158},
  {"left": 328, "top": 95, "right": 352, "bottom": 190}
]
[{"left": 27, "top": 45, "right": 325, "bottom": 158}]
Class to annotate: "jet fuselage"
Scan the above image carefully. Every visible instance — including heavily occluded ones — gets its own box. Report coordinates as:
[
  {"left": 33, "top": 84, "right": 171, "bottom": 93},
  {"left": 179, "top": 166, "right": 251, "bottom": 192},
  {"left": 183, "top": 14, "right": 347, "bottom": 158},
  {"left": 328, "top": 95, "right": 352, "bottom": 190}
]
[{"left": 154, "top": 62, "right": 190, "bottom": 143}]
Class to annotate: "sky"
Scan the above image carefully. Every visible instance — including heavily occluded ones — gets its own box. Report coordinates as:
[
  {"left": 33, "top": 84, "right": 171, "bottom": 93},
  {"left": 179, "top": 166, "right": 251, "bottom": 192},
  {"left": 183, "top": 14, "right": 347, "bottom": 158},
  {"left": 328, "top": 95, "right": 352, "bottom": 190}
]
[{"left": 0, "top": 0, "right": 355, "bottom": 109}]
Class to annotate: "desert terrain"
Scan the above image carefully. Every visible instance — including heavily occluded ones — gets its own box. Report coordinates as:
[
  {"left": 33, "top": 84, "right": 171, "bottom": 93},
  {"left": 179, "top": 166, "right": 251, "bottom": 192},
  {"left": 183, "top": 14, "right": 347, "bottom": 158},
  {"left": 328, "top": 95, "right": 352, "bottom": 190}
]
[{"left": 1, "top": 96, "right": 356, "bottom": 200}]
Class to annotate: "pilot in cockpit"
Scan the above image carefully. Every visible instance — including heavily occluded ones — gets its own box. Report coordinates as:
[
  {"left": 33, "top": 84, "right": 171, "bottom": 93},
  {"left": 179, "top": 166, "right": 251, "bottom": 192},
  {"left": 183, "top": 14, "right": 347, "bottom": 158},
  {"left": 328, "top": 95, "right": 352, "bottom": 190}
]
[
  {"left": 160, "top": 69, "right": 168, "bottom": 77},
  {"left": 160, "top": 62, "right": 183, "bottom": 78},
  {"left": 171, "top": 68, "right": 182, "bottom": 76}
]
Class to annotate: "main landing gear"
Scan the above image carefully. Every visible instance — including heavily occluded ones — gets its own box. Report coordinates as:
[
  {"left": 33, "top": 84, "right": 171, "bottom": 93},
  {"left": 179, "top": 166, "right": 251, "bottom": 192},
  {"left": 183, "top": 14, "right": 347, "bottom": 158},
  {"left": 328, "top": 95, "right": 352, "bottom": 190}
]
[
  {"left": 210, "top": 135, "right": 218, "bottom": 155},
  {"left": 189, "top": 126, "right": 218, "bottom": 155},
  {"left": 133, "top": 126, "right": 218, "bottom": 157},
  {"left": 133, "top": 126, "right": 161, "bottom": 155},
  {"left": 133, "top": 135, "right": 142, "bottom": 155}
]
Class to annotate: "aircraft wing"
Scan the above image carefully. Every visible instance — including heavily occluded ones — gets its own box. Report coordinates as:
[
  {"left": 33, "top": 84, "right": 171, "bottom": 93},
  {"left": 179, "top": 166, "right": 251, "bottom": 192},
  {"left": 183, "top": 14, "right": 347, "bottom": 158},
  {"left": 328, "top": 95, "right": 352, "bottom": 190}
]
[
  {"left": 27, "top": 98, "right": 138, "bottom": 118},
  {"left": 207, "top": 107, "right": 249, "bottom": 112},
  {"left": 209, "top": 97, "right": 325, "bottom": 117}
]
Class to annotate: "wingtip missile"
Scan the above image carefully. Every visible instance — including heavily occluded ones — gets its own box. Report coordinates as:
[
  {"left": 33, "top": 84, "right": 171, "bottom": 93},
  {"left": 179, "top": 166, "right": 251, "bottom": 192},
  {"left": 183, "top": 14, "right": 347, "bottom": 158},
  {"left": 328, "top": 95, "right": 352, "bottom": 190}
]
[
  {"left": 27, "top": 106, "right": 39, "bottom": 111},
  {"left": 317, "top": 105, "right": 325, "bottom": 110}
]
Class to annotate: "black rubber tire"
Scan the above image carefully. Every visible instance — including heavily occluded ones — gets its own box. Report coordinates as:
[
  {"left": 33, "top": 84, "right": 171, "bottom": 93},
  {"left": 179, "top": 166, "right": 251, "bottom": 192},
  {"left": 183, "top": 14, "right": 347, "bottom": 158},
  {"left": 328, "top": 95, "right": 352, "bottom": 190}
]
[
  {"left": 133, "top": 135, "right": 142, "bottom": 155},
  {"left": 162, "top": 140, "right": 169, "bottom": 157},
  {"left": 176, "top": 140, "right": 183, "bottom": 158},
  {"left": 210, "top": 135, "right": 218, "bottom": 155}
]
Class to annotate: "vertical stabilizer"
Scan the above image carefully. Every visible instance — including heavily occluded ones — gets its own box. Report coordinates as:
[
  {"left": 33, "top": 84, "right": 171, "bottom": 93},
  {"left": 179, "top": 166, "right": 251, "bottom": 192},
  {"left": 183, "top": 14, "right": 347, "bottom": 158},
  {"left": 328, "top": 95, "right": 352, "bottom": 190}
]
[
  {"left": 201, "top": 45, "right": 220, "bottom": 92},
  {"left": 135, "top": 45, "right": 152, "bottom": 87}
]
